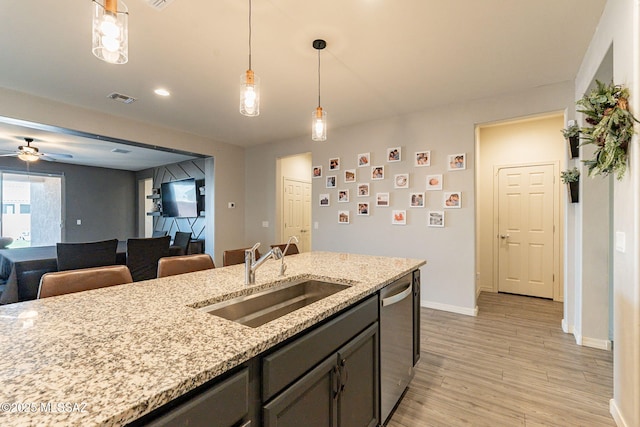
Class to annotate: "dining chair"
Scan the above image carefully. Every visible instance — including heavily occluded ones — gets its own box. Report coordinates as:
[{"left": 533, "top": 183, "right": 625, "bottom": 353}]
[
  {"left": 223, "top": 247, "right": 261, "bottom": 267},
  {"left": 270, "top": 243, "right": 300, "bottom": 256},
  {"left": 126, "top": 236, "right": 171, "bottom": 281},
  {"left": 152, "top": 230, "right": 168, "bottom": 238},
  {"left": 56, "top": 239, "right": 119, "bottom": 271},
  {"left": 157, "top": 254, "right": 215, "bottom": 278},
  {"left": 37, "top": 265, "right": 133, "bottom": 299},
  {"left": 169, "top": 231, "right": 192, "bottom": 256}
]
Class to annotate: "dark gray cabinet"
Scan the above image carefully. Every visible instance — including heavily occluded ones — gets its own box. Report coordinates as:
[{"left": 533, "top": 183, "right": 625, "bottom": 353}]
[
  {"left": 263, "top": 323, "right": 379, "bottom": 427},
  {"left": 413, "top": 269, "right": 421, "bottom": 365}
]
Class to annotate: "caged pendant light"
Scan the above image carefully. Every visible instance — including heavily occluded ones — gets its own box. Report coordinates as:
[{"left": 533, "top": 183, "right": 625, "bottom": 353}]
[
  {"left": 311, "top": 39, "right": 327, "bottom": 142},
  {"left": 92, "top": 0, "right": 129, "bottom": 64},
  {"left": 239, "top": 0, "right": 260, "bottom": 117}
]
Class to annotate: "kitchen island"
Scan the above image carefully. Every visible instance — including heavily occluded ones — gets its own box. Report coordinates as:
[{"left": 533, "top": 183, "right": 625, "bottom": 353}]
[{"left": 0, "top": 251, "right": 424, "bottom": 426}]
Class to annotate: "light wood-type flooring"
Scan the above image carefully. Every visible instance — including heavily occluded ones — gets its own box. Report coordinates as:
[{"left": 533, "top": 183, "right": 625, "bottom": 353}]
[{"left": 387, "top": 291, "right": 615, "bottom": 427}]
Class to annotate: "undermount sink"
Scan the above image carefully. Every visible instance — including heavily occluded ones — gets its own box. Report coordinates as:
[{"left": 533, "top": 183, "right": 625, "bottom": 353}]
[{"left": 200, "top": 280, "right": 350, "bottom": 328}]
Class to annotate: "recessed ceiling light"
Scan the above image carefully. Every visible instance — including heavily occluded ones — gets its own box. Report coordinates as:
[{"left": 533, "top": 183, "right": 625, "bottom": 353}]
[{"left": 154, "top": 88, "right": 171, "bottom": 97}]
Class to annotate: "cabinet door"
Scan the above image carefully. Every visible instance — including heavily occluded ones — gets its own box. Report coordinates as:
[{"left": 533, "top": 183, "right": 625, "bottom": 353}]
[
  {"left": 413, "top": 269, "right": 421, "bottom": 365},
  {"left": 263, "top": 356, "right": 338, "bottom": 427},
  {"left": 337, "top": 323, "right": 379, "bottom": 427}
]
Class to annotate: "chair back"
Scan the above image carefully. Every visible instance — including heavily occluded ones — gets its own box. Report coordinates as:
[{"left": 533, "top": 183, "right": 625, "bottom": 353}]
[
  {"left": 270, "top": 243, "right": 300, "bottom": 256},
  {"left": 37, "top": 265, "right": 133, "bottom": 299},
  {"left": 126, "top": 236, "right": 171, "bottom": 281},
  {"left": 56, "top": 239, "right": 118, "bottom": 271},
  {"left": 223, "top": 247, "right": 261, "bottom": 267},
  {"left": 152, "top": 230, "right": 168, "bottom": 238},
  {"left": 157, "top": 254, "right": 215, "bottom": 278},
  {"left": 169, "top": 231, "right": 192, "bottom": 256}
]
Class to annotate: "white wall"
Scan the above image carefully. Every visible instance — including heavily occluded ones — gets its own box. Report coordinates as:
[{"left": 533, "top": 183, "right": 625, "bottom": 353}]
[
  {"left": 477, "top": 114, "right": 566, "bottom": 300},
  {"left": 245, "top": 81, "right": 574, "bottom": 315},
  {"left": 574, "top": 0, "right": 640, "bottom": 425},
  {"left": 0, "top": 87, "right": 246, "bottom": 267}
]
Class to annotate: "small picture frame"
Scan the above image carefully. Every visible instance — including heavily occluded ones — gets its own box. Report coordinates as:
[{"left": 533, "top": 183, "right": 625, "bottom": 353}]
[
  {"left": 344, "top": 169, "right": 356, "bottom": 183},
  {"left": 387, "top": 147, "right": 402, "bottom": 162},
  {"left": 319, "top": 193, "right": 330, "bottom": 207},
  {"left": 358, "top": 153, "right": 371, "bottom": 168},
  {"left": 447, "top": 153, "right": 466, "bottom": 171},
  {"left": 326, "top": 176, "right": 337, "bottom": 188},
  {"left": 394, "top": 173, "right": 409, "bottom": 189},
  {"left": 329, "top": 157, "right": 341, "bottom": 171},
  {"left": 426, "top": 174, "right": 443, "bottom": 191},
  {"left": 428, "top": 211, "right": 445, "bottom": 227},
  {"left": 414, "top": 151, "right": 431, "bottom": 167},
  {"left": 376, "top": 193, "right": 390, "bottom": 207},
  {"left": 357, "top": 183, "right": 370, "bottom": 197},
  {"left": 338, "top": 210, "right": 350, "bottom": 224},
  {"left": 338, "top": 189, "right": 350, "bottom": 203},
  {"left": 392, "top": 210, "right": 406, "bottom": 225},
  {"left": 312, "top": 166, "right": 323, "bottom": 178},
  {"left": 357, "top": 202, "right": 370, "bottom": 216},
  {"left": 444, "top": 191, "right": 461, "bottom": 208},
  {"left": 410, "top": 192, "right": 425, "bottom": 208},
  {"left": 371, "top": 166, "right": 385, "bottom": 180}
]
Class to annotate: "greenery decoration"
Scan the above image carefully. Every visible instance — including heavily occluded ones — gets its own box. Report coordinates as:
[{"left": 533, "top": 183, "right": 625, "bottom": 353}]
[
  {"left": 561, "top": 124, "right": 580, "bottom": 139},
  {"left": 577, "top": 80, "right": 638, "bottom": 180},
  {"left": 560, "top": 167, "right": 580, "bottom": 184}
]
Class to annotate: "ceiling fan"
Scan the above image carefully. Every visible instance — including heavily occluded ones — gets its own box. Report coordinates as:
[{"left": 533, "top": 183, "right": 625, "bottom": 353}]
[{"left": 0, "top": 138, "right": 73, "bottom": 162}]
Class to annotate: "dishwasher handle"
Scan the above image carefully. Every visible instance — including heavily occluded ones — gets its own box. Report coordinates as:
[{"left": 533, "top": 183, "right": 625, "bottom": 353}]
[{"left": 381, "top": 283, "right": 412, "bottom": 307}]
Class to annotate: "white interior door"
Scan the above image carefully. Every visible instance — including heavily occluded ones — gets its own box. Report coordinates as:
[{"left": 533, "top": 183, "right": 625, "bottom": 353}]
[
  {"left": 283, "top": 177, "right": 311, "bottom": 252},
  {"left": 497, "top": 164, "right": 555, "bottom": 298}
]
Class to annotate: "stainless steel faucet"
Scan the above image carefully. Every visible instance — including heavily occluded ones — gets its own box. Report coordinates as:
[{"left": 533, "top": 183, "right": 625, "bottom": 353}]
[
  {"left": 279, "top": 235, "right": 299, "bottom": 276},
  {"left": 245, "top": 242, "right": 283, "bottom": 285}
]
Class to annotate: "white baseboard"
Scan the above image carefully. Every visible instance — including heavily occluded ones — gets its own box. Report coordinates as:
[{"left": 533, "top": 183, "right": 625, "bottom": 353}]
[
  {"left": 582, "top": 336, "right": 612, "bottom": 351},
  {"left": 421, "top": 299, "right": 478, "bottom": 317},
  {"left": 610, "top": 398, "right": 628, "bottom": 427},
  {"left": 561, "top": 318, "right": 573, "bottom": 334}
]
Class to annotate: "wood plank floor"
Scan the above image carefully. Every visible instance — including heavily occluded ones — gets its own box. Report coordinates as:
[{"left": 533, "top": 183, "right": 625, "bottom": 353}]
[{"left": 387, "top": 292, "right": 615, "bottom": 427}]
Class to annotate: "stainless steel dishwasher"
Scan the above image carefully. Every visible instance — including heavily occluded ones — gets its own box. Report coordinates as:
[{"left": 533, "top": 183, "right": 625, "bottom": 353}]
[{"left": 380, "top": 272, "right": 415, "bottom": 424}]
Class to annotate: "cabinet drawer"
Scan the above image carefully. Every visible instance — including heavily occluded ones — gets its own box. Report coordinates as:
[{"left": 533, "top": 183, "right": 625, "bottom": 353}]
[
  {"left": 262, "top": 295, "right": 378, "bottom": 401},
  {"left": 143, "top": 368, "right": 249, "bottom": 427}
]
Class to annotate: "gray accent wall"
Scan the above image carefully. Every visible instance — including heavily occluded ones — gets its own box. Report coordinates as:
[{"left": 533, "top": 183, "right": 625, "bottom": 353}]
[{"left": 0, "top": 156, "right": 136, "bottom": 242}]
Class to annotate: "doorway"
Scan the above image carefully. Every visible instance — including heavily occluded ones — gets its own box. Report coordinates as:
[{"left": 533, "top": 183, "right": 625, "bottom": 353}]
[
  {"left": 0, "top": 171, "right": 62, "bottom": 247},
  {"left": 276, "top": 153, "right": 312, "bottom": 252},
  {"left": 476, "top": 113, "right": 565, "bottom": 301}
]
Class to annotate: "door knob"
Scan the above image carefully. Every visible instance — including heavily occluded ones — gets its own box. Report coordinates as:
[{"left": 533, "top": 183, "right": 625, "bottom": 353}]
[{"left": 500, "top": 234, "right": 510, "bottom": 239}]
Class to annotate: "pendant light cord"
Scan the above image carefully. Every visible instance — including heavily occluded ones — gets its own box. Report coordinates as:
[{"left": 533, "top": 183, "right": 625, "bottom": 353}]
[
  {"left": 317, "top": 48, "right": 321, "bottom": 108},
  {"left": 248, "top": 0, "right": 252, "bottom": 70}
]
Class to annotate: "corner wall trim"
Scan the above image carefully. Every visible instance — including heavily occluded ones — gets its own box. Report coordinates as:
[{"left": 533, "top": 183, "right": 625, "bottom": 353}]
[
  {"left": 561, "top": 318, "right": 574, "bottom": 334},
  {"left": 610, "top": 398, "right": 628, "bottom": 427},
  {"left": 421, "top": 299, "right": 478, "bottom": 317}
]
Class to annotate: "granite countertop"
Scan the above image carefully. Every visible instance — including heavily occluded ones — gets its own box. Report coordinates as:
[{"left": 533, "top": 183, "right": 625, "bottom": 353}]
[{"left": 0, "top": 251, "right": 425, "bottom": 426}]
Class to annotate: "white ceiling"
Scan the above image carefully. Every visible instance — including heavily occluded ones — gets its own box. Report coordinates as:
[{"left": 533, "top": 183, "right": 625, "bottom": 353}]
[{"left": 0, "top": 0, "right": 606, "bottom": 168}]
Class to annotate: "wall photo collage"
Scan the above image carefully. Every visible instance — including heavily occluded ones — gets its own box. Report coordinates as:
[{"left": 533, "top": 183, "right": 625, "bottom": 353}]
[{"left": 313, "top": 150, "right": 467, "bottom": 227}]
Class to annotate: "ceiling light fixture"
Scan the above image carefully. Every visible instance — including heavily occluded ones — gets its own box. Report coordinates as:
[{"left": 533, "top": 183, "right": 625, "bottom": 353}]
[
  {"left": 312, "top": 39, "right": 327, "bottom": 142},
  {"left": 18, "top": 139, "right": 40, "bottom": 162},
  {"left": 92, "top": 0, "right": 129, "bottom": 64},
  {"left": 154, "top": 88, "right": 171, "bottom": 97},
  {"left": 239, "top": 0, "right": 260, "bottom": 117}
]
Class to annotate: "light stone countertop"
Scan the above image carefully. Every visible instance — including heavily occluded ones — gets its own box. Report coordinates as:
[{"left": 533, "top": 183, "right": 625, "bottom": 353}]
[{"left": 0, "top": 251, "right": 425, "bottom": 427}]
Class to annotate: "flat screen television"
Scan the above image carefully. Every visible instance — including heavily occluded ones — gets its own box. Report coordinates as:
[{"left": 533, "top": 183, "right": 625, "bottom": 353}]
[{"left": 161, "top": 178, "right": 198, "bottom": 218}]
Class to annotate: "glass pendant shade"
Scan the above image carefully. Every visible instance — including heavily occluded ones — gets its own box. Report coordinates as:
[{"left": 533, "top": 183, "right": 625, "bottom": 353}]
[
  {"left": 312, "top": 107, "right": 327, "bottom": 141},
  {"left": 92, "top": 0, "right": 129, "bottom": 64},
  {"left": 240, "top": 70, "right": 260, "bottom": 117}
]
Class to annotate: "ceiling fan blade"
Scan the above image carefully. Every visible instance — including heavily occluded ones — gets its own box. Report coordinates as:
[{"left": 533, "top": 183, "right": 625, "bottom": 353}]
[
  {"left": 42, "top": 153, "right": 73, "bottom": 159},
  {"left": 0, "top": 153, "right": 18, "bottom": 157}
]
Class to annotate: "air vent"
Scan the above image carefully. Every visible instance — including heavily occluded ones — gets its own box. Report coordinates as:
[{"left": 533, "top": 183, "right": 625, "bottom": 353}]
[
  {"left": 145, "top": 0, "right": 175, "bottom": 10},
  {"left": 111, "top": 148, "right": 132, "bottom": 154},
  {"left": 107, "top": 92, "right": 137, "bottom": 104}
]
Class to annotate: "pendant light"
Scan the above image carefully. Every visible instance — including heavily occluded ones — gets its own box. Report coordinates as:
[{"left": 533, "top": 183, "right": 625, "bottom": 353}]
[
  {"left": 240, "top": 0, "right": 260, "bottom": 117},
  {"left": 312, "top": 39, "right": 327, "bottom": 141},
  {"left": 92, "top": 0, "right": 129, "bottom": 64}
]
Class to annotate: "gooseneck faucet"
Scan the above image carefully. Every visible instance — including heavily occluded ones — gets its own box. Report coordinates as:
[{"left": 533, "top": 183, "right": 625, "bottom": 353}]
[
  {"left": 279, "top": 235, "right": 299, "bottom": 276},
  {"left": 245, "top": 242, "right": 283, "bottom": 285}
]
